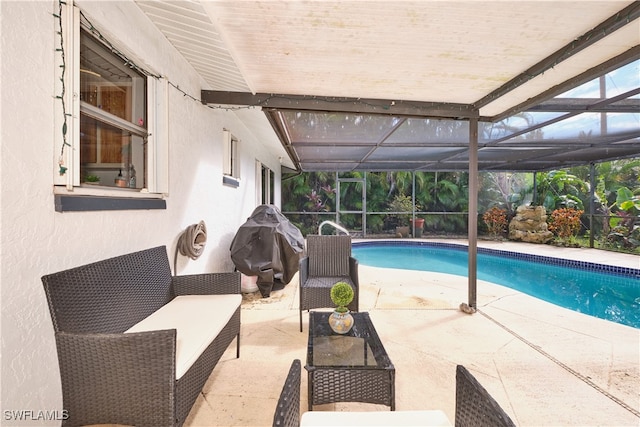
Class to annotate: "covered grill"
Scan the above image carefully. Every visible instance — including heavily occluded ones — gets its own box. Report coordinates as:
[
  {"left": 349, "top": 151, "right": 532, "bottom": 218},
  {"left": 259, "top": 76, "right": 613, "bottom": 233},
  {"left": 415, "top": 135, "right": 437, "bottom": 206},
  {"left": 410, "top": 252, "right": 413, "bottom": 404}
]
[{"left": 230, "top": 205, "right": 304, "bottom": 297}]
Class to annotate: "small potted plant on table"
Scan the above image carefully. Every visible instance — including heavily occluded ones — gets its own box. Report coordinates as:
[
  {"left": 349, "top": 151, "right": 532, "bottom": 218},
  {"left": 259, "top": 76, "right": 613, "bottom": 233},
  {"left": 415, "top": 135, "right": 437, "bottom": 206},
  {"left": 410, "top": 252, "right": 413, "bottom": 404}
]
[{"left": 328, "top": 281, "right": 355, "bottom": 334}]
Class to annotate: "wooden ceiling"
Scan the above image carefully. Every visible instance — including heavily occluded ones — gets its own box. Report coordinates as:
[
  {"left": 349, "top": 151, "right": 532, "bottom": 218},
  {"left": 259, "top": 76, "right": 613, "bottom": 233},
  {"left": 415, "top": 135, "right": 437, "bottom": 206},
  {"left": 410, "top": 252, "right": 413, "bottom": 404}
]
[{"left": 135, "top": 1, "right": 640, "bottom": 171}]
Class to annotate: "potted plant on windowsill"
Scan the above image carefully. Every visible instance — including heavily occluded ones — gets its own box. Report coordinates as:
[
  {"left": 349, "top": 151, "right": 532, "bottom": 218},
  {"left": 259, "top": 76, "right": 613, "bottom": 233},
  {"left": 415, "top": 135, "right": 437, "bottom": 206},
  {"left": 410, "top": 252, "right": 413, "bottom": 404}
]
[
  {"left": 328, "top": 281, "right": 355, "bottom": 334},
  {"left": 84, "top": 174, "right": 101, "bottom": 185}
]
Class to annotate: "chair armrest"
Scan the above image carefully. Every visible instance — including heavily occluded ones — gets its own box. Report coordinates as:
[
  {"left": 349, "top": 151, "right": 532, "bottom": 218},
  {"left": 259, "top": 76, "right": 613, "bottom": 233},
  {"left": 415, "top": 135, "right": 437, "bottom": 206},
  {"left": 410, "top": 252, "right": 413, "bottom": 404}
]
[
  {"left": 55, "top": 329, "right": 177, "bottom": 427},
  {"left": 349, "top": 257, "right": 359, "bottom": 288},
  {"left": 172, "top": 272, "right": 241, "bottom": 296},
  {"left": 348, "top": 256, "right": 360, "bottom": 312},
  {"left": 455, "top": 365, "right": 516, "bottom": 427},
  {"left": 273, "top": 359, "right": 301, "bottom": 427},
  {"left": 299, "top": 256, "right": 309, "bottom": 285}
]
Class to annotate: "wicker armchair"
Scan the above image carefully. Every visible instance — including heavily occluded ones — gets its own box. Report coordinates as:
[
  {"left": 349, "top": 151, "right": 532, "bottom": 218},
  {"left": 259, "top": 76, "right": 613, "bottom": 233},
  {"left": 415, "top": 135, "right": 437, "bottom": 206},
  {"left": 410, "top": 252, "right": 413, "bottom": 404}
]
[
  {"left": 455, "top": 365, "right": 516, "bottom": 427},
  {"left": 298, "top": 235, "right": 359, "bottom": 331},
  {"left": 272, "top": 359, "right": 301, "bottom": 427}
]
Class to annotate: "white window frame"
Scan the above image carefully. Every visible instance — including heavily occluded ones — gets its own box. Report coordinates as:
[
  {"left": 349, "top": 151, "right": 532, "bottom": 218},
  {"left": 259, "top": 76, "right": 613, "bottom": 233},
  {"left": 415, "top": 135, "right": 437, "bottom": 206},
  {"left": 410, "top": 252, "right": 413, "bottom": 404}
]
[
  {"left": 223, "top": 129, "right": 240, "bottom": 187},
  {"left": 255, "top": 160, "right": 273, "bottom": 206},
  {"left": 54, "top": 0, "right": 169, "bottom": 204}
]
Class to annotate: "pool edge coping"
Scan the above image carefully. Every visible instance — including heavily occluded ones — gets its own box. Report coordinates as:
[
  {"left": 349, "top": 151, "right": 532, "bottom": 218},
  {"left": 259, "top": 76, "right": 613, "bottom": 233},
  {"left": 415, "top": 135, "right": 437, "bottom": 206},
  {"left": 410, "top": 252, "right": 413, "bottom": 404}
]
[{"left": 352, "top": 239, "right": 640, "bottom": 279}]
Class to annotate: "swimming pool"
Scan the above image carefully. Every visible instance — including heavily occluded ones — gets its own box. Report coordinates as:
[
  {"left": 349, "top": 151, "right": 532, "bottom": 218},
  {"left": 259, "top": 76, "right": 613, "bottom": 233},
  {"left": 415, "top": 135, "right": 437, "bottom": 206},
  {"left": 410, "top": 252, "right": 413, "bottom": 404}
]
[{"left": 352, "top": 241, "right": 640, "bottom": 329}]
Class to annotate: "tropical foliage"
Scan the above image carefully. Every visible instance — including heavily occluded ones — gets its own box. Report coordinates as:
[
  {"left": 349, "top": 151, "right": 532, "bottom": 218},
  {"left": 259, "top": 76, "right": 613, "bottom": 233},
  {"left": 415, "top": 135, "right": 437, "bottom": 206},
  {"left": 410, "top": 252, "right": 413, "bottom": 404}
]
[
  {"left": 281, "top": 171, "right": 336, "bottom": 235},
  {"left": 607, "top": 186, "right": 640, "bottom": 249},
  {"left": 534, "top": 170, "right": 588, "bottom": 211},
  {"left": 388, "top": 194, "right": 414, "bottom": 226},
  {"left": 549, "top": 208, "right": 584, "bottom": 241},
  {"left": 281, "top": 159, "right": 638, "bottom": 253}
]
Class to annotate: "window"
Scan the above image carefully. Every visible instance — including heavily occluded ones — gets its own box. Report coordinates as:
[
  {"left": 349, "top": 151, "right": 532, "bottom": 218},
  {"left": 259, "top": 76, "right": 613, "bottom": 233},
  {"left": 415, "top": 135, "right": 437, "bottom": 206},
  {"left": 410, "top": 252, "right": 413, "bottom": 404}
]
[
  {"left": 256, "top": 161, "right": 274, "bottom": 205},
  {"left": 266, "top": 166, "right": 274, "bottom": 204},
  {"left": 79, "top": 29, "right": 146, "bottom": 189},
  {"left": 54, "top": 4, "right": 169, "bottom": 211},
  {"left": 223, "top": 130, "right": 240, "bottom": 187}
]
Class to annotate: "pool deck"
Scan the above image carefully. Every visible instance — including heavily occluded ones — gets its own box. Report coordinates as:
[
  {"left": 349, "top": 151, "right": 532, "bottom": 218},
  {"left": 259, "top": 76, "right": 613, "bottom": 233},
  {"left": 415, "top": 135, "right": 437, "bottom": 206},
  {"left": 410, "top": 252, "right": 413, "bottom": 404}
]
[{"left": 184, "top": 240, "right": 639, "bottom": 427}]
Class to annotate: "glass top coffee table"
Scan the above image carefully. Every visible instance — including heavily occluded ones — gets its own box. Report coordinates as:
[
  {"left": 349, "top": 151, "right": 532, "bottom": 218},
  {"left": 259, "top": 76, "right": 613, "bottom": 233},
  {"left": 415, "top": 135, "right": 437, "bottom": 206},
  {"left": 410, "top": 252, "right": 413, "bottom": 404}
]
[{"left": 305, "top": 311, "right": 395, "bottom": 411}]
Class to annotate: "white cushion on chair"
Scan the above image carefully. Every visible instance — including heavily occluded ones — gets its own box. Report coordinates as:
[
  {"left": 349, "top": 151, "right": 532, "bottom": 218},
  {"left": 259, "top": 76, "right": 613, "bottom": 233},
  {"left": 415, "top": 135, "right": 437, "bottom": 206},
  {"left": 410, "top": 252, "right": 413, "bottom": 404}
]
[
  {"left": 300, "top": 410, "right": 452, "bottom": 426},
  {"left": 125, "top": 294, "right": 241, "bottom": 379}
]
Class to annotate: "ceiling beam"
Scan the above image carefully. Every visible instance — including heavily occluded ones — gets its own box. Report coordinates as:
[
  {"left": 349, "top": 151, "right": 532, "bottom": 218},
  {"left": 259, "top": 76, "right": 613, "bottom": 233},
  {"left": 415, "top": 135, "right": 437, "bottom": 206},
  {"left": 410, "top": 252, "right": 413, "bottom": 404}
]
[
  {"left": 203, "top": 44, "right": 639, "bottom": 125},
  {"left": 486, "top": 87, "right": 640, "bottom": 146},
  {"left": 264, "top": 110, "right": 301, "bottom": 172},
  {"left": 528, "top": 98, "right": 640, "bottom": 113},
  {"left": 488, "top": 45, "right": 640, "bottom": 122},
  {"left": 473, "top": 2, "right": 640, "bottom": 111},
  {"left": 201, "top": 91, "right": 479, "bottom": 119}
]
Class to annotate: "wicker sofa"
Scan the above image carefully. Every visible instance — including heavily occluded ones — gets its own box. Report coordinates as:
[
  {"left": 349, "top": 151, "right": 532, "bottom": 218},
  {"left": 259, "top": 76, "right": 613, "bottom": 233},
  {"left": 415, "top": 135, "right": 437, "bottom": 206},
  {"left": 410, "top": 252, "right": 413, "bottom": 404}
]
[{"left": 41, "top": 245, "right": 242, "bottom": 427}]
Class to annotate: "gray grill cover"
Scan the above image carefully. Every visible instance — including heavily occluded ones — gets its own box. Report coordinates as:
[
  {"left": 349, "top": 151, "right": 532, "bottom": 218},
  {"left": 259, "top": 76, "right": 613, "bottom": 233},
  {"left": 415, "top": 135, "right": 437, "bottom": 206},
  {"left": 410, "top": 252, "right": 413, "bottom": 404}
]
[{"left": 230, "top": 205, "right": 304, "bottom": 297}]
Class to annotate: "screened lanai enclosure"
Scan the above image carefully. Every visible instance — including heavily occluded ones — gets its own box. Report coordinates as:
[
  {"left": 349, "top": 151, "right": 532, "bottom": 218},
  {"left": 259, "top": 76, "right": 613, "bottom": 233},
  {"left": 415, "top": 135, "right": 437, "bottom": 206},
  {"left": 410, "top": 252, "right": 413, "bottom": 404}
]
[
  {"left": 277, "top": 57, "right": 639, "bottom": 250},
  {"left": 280, "top": 164, "right": 638, "bottom": 246},
  {"left": 274, "top": 59, "right": 639, "bottom": 242},
  {"left": 249, "top": 58, "right": 640, "bottom": 174},
  {"left": 141, "top": 1, "right": 640, "bottom": 181},
  {"left": 135, "top": 0, "right": 640, "bottom": 176},
  {"left": 195, "top": 2, "right": 639, "bottom": 176},
  {"left": 137, "top": 1, "right": 640, "bottom": 306}
]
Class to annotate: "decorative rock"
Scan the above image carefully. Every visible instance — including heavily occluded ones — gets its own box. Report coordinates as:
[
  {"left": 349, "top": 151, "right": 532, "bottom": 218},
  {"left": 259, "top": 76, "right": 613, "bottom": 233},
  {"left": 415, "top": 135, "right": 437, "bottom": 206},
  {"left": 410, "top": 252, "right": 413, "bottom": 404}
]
[{"left": 508, "top": 205, "right": 554, "bottom": 243}]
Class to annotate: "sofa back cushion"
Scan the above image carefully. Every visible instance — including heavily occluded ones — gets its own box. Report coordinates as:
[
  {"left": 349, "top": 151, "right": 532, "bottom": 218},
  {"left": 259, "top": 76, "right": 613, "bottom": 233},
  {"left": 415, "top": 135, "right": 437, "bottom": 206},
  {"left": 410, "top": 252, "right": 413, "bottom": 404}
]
[{"left": 42, "top": 246, "right": 173, "bottom": 334}]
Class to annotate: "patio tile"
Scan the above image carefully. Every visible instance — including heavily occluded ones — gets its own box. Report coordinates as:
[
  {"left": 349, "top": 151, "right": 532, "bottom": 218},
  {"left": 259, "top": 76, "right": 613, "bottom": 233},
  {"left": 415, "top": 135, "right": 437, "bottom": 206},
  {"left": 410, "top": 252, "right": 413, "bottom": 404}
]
[{"left": 184, "top": 244, "right": 639, "bottom": 426}]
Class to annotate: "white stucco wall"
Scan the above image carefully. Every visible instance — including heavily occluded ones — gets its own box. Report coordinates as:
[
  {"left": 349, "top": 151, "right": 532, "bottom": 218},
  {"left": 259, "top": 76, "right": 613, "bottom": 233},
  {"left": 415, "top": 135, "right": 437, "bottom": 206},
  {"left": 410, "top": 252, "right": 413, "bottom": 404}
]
[{"left": 0, "top": 1, "right": 281, "bottom": 425}]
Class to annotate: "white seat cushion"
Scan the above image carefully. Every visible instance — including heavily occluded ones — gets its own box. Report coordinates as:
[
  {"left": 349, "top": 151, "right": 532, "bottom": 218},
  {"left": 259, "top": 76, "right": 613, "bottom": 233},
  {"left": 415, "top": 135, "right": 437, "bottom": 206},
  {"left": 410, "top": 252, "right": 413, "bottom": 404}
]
[
  {"left": 125, "top": 294, "right": 241, "bottom": 379},
  {"left": 300, "top": 410, "right": 452, "bottom": 426}
]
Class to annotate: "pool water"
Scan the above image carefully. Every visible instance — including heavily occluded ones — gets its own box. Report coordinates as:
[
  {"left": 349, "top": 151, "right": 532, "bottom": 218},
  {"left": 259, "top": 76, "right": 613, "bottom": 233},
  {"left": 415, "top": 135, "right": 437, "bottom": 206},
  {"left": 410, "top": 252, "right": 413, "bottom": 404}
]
[{"left": 352, "top": 241, "right": 640, "bottom": 329}]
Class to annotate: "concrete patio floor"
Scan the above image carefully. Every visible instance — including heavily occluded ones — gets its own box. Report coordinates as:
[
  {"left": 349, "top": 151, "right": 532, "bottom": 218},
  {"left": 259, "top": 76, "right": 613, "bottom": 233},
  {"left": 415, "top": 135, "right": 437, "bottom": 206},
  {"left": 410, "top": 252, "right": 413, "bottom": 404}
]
[{"left": 185, "top": 241, "right": 639, "bottom": 427}]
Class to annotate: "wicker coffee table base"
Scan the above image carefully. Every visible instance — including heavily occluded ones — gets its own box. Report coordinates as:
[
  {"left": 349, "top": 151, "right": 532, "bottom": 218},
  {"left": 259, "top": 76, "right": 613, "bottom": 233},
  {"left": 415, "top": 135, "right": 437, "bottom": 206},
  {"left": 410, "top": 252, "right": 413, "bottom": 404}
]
[
  {"left": 307, "top": 367, "right": 396, "bottom": 411},
  {"left": 305, "top": 312, "right": 395, "bottom": 411}
]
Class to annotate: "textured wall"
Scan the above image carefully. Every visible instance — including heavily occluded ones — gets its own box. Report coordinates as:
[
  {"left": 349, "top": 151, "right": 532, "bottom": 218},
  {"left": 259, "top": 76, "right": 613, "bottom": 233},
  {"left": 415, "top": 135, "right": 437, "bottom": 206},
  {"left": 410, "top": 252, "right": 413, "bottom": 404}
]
[{"left": 0, "top": 1, "right": 281, "bottom": 424}]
